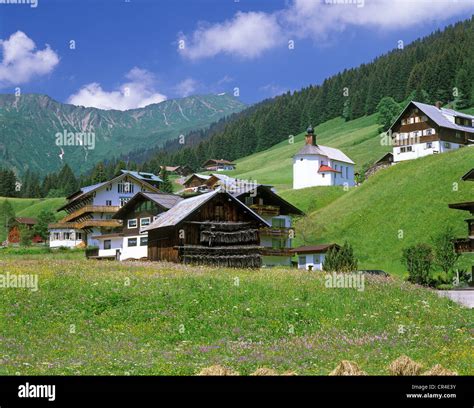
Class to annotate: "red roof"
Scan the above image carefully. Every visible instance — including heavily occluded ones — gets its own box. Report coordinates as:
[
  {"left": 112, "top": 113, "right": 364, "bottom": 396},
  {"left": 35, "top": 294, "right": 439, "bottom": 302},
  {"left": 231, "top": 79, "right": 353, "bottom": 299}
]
[
  {"left": 14, "top": 217, "right": 37, "bottom": 225},
  {"left": 318, "top": 165, "right": 341, "bottom": 173},
  {"left": 291, "top": 244, "right": 340, "bottom": 254}
]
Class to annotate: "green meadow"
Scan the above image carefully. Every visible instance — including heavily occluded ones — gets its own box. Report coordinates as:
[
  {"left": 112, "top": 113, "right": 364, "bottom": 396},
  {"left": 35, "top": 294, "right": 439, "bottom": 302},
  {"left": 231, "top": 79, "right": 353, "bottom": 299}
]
[{"left": 0, "top": 255, "right": 472, "bottom": 375}]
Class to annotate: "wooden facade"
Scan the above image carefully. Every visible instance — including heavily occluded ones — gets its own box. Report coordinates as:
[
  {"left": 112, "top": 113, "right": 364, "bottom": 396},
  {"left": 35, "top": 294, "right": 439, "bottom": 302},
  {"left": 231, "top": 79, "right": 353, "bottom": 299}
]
[
  {"left": 147, "top": 192, "right": 267, "bottom": 267},
  {"left": 391, "top": 104, "right": 471, "bottom": 147}
]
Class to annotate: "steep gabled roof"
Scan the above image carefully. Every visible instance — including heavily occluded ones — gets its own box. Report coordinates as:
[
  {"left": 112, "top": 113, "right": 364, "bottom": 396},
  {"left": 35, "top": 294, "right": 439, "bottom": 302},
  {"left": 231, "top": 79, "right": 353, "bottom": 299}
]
[
  {"left": 142, "top": 189, "right": 270, "bottom": 231},
  {"left": 291, "top": 244, "right": 340, "bottom": 254},
  {"left": 121, "top": 170, "right": 163, "bottom": 183},
  {"left": 13, "top": 217, "right": 37, "bottom": 225},
  {"left": 113, "top": 192, "right": 183, "bottom": 219},
  {"left": 294, "top": 144, "right": 355, "bottom": 164},
  {"left": 58, "top": 171, "right": 162, "bottom": 212},
  {"left": 389, "top": 101, "right": 474, "bottom": 135}
]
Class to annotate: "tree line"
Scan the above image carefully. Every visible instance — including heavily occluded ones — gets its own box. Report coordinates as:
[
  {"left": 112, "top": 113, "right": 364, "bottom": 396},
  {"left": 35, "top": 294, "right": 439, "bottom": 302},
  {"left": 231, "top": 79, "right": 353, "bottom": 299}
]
[{"left": 3, "top": 17, "right": 474, "bottom": 197}]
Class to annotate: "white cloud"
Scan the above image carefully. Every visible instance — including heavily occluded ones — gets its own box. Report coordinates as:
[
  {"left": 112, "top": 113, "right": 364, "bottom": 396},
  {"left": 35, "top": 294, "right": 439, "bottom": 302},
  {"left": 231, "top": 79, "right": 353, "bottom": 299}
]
[
  {"left": 179, "top": 0, "right": 474, "bottom": 60},
  {"left": 68, "top": 67, "right": 167, "bottom": 110},
  {"left": 179, "top": 11, "right": 282, "bottom": 60},
  {"left": 174, "top": 77, "right": 199, "bottom": 97},
  {"left": 0, "top": 31, "right": 59, "bottom": 87}
]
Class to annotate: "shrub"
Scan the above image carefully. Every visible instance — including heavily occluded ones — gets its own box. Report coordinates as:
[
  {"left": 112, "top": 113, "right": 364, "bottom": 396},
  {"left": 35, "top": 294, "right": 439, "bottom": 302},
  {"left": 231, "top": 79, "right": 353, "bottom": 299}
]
[
  {"left": 323, "top": 241, "right": 358, "bottom": 272},
  {"left": 432, "top": 227, "right": 460, "bottom": 279},
  {"left": 401, "top": 243, "right": 434, "bottom": 285}
]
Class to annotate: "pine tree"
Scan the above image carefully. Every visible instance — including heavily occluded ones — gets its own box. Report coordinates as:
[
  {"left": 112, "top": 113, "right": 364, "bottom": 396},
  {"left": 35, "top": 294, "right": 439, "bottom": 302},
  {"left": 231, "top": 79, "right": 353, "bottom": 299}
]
[{"left": 159, "top": 167, "right": 173, "bottom": 193}]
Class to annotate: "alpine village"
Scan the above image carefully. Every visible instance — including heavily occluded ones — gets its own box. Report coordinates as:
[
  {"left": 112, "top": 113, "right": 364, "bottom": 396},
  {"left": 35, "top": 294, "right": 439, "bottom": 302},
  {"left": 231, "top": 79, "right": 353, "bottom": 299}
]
[{"left": 1, "top": 14, "right": 474, "bottom": 377}]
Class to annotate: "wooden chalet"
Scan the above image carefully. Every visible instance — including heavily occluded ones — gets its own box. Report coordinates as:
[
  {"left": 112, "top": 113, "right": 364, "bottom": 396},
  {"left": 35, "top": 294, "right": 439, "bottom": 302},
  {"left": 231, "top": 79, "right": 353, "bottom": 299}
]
[
  {"left": 142, "top": 190, "right": 270, "bottom": 268},
  {"left": 202, "top": 159, "right": 236, "bottom": 171},
  {"left": 389, "top": 101, "right": 474, "bottom": 163},
  {"left": 49, "top": 170, "right": 162, "bottom": 249},
  {"left": 231, "top": 183, "right": 304, "bottom": 266},
  {"left": 8, "top": 217, "right": 43, "bottom": 244},
  {"left": 448, "top": 168, "right": 474, "bottom": 257},
  {"left": 365, "top": 152, "right": 393, "bottom": 179},
  {"left": 160, "top": 165, "right": 193, "bottom": 176},
  {"left": 183, "top": 174, "right": 211, "bottom": 189}
]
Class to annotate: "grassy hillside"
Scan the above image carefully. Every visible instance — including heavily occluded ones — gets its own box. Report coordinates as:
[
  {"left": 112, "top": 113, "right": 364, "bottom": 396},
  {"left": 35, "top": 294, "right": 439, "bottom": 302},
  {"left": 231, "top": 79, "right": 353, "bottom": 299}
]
[
  {"left": 287, "top": 147, "right": 474, "bottom": 275},
  {"left": 0, "top": 256, "right": 471, "bottom": 375},
  {"left": 225, "top": 114, "right": 386, "bottom": 191},
  {"left": 0, "top": 197, "right": 65, "bottom": 241}
]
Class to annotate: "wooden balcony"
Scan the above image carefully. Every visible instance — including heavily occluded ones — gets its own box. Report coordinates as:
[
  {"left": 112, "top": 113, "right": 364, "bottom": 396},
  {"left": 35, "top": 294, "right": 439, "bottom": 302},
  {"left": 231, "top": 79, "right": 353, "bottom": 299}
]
[
  {"left": 250, "top": 204, "right": 280, "bottom": 216},
  {"left": 49, "top": 219, "right": 122, "bottom": 230},
  {"left": 261, "top": 247, "right": 293, "bottom": 257},
  {"left": 62, "top": 205, "right": 120, "bottom": 222},
  {"left": 453, "top": 238, "right": 474, "bottom": 254},
  {"left": 260, "top": 227, "right": 293, "bottom": 237}
]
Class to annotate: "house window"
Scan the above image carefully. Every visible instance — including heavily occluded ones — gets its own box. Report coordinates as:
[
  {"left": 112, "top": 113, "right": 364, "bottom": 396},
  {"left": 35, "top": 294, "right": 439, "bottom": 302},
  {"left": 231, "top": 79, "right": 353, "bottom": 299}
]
[
  {"left": 140, "top": 236, "right": 148, "bottom": 246},
  {"left": 314, "top": 255, "right": 321, "bottom": 264},
  {"left": 104, "top": 240, "right": 111, "bottom": 250},
  {"left": 424, "top": 128, "right": 434, "bottom": 136},
  {"left": 298, "top": 255, "right": 306, "bottom": 265},
  {"left": 53, "top": 232, "right": 60, "bottom": 240},
  {"left": 401, "top": 119, "right": 407, "bottom": 125},
  {"left": 455, "top": 132, "right": 461, "bottom": 139},
  {"left": 63, "top": 232, "right": 71, "bottom": 240},
  {"left": 406, "top": 146, "right": 413, "bottom": 152},
  {"left": 120, "top": 197, "right": 130, "bottom": 207},
  {"left": 415, "top": 116, "right": 420, "bottom": 123},
  {"left": 106, "top": 200, "right": 112, "bottom": 206},
  {"left": 127, "top": 238, "right": 137, "bottom": 247},
  {"left": 426, "top": 142, "right": 433, "bottom": 149},
  {"left": 444, "top": 142, "right": 451, "bottom": 149},
  {"left": 76, "top": 233, "right": 82, "bottom": 240},
  {"left": 118, "top": 182, "right": 134, "bottom": 194},
  {"left": 400, "top": 147, "right": 406, "bottom": 153},
  {"left": 106, "top": 185, "right": 112, "bottom": 191},
  {"left": 245, "top": 196, "right": 254, "bottom": 206},
  {"left": 128, "top": 219, "right": 137, "bottom": 228},
  {"left": 421, "top": 115, "right": 428, "bottom": 122},
  {"left": 140, "top": 217, "right": 151, "bottom": 227}
]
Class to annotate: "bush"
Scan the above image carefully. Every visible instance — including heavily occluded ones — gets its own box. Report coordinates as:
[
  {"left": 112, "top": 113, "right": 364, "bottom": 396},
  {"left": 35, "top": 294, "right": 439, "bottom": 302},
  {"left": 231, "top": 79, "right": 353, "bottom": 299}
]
[
  {"left": 401, "top": 243, "right": 434, "bottom": 285},
  {"left": 323, "top": 241, "right": 358, "bottom": 272}
]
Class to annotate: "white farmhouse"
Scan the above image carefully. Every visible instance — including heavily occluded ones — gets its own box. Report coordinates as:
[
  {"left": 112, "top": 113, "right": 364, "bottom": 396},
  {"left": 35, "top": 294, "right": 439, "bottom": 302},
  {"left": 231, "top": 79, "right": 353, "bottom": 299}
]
[
  {"left": 390, "top": 101, "right": 474, "bottom": 163},
  {"left": 48, "top": 170, "right": 162, "bottom": 249},
  {"left": 293, "top": 126, "right": 355, "bottom": 189}
]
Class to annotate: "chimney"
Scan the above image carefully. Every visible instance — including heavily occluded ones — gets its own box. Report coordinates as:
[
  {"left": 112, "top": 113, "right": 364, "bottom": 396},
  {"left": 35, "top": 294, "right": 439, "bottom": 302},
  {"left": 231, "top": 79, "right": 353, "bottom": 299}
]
[
  {"left": 305, "top": 125, "right": 316, "bottom": 146},
  {"left": 435, "top": 101, "right": 442, "bottom": 110}
]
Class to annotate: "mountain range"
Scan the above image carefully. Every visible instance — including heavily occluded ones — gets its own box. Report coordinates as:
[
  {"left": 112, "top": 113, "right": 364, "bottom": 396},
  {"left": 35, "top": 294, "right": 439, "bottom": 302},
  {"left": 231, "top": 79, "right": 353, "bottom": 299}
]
[{"left": 0, "top": 93, "right": 245, "bottom": 176}]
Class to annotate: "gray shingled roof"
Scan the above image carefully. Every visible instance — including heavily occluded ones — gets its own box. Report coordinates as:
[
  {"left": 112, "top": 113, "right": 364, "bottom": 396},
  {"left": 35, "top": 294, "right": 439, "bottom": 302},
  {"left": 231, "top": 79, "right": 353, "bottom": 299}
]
[
  {"left": 409, "top": 102, "right": 474, "bottom": 134},
  {"left": 142, "top": 189, "right": 270, "bottom": 231},
  {"left": 294, "top": 144, "right": 355, "bottom": 164},
  {"left": 141, "top": 192, "right": 183, "bottom": 209}
]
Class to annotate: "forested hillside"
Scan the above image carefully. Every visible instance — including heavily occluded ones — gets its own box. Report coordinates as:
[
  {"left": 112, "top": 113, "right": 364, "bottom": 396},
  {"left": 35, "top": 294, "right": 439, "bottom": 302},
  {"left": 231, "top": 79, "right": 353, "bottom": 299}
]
[{"left": 115, "top": 16, "right": 474, "bottom": 173}]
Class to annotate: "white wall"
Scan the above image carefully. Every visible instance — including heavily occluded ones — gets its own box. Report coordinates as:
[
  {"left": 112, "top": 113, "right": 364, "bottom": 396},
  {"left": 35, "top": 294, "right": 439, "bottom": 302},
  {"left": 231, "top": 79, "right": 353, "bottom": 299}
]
[
  {"left": 393, "top": 141, "right": 463, "bottom": 162},
  {"left": 121, "top": 234, "right": 148, "bottom": 260},
  {"left": 297, "top": 253, "right": 326, "bottom": 271},
  {"left": 49, "top": 229, "right": 84, "bottom": 248},
  {"left": 97, "top": 237, "right": 123, "bottom": 258},
  {"left": 93, "top": 179, "right": 149, "bottom": 207},
  {"left": 293, "top": 155, "right": 355, "bottom": 189}
]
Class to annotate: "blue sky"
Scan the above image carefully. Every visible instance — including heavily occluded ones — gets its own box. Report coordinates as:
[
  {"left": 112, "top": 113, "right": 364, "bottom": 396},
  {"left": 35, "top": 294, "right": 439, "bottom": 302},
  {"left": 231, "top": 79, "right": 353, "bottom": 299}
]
[{"left": 1, "top": 0, "right": 474, "bottom": 109}]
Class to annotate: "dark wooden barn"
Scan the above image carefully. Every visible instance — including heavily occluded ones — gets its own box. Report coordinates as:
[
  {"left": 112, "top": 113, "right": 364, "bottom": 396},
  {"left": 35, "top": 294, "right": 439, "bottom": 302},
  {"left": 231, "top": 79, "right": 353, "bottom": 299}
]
[{"left": 143, "top": 190, "right": 270, "bottom": 268}]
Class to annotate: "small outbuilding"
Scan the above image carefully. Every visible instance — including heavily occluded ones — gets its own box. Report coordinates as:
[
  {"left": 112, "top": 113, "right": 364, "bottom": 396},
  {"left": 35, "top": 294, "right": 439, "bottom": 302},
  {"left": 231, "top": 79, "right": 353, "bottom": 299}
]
[{"left": 291, "top": 244, "right": 340, "bottom": 271}]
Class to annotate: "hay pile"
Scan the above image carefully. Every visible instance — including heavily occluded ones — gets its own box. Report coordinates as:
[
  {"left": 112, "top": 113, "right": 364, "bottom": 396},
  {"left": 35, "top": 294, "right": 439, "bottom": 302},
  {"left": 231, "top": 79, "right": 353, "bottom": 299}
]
[
  {"left": 423, "top": 364, "right": 458, "bottom": 376},
  {"left": 250, "top": 367, "right": 279, "bottom": 376},
  {"left": 388, "top": 355, "right": 422, "bottom": 376},
  {"left": 197, "top": 365, "right": 240, "bottom": 376},
  {"left": 329, "top": 360, "right": 367, "bottom": 376}
]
